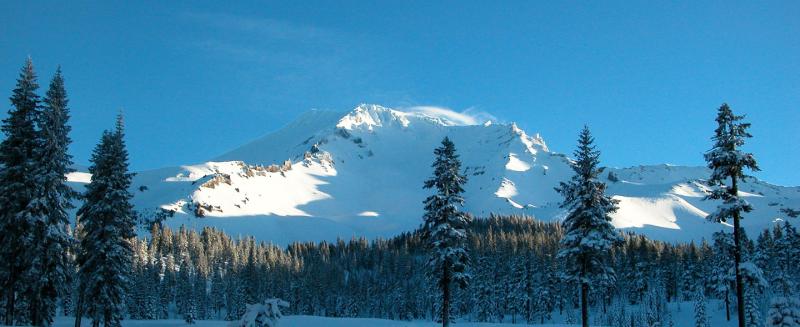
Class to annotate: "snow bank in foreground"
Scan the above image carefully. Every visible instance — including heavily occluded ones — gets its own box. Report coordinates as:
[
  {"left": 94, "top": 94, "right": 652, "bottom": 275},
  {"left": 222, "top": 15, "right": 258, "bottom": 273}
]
[
  {"left": 43, "top": 300, "right": 741, "bottom": 327},
  {"left": 49, "top": 316, "right": 573, "bottom": 327}
]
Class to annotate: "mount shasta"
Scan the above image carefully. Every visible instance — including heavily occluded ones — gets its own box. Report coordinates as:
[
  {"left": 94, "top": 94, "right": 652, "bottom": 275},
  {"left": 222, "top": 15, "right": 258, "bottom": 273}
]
[{"left": 68, "top": 104, "right": 800, "bottom": 244}]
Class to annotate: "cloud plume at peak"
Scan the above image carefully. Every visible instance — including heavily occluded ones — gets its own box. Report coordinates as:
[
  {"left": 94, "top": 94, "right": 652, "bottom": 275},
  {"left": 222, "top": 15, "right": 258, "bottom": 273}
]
[{"left": 402, "top": 106, "right": 497, "bottom": 126}]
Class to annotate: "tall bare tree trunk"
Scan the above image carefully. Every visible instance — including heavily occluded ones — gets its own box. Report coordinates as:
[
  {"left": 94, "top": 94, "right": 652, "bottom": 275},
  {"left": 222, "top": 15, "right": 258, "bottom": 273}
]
[
  {"left": 580, "top": 282, "right": 589, "bottom": 327},
  {"left": 732, "top": 176, "right": 746, "bottom": 327},
  {"left": 74, "top": 292, "right": 83, "bottom": 327},
  {"left": 442, "top": 263, "right": 451, "bottom": 327},
  {"left": 725, "top": 288, "right": 731, "bottom": 321}
]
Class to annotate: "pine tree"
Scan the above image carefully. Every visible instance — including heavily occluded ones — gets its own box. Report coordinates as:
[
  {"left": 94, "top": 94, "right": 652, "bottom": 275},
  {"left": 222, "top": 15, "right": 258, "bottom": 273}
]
[
  {"left": 694, "top": 290, "right": 709, "bottom": 327},
  {"left": 184, "top": 279, "right": 197, "bottom": 325},
  {"left": 767, "top": 297, "right": 800, "bottom": 327},
  {"left": 28, "top": 66, "right": 76, "bottom": 326},
  {"left": 709, "top": 231, "right": 735, "bottom": 321},
  {"left": 0, "top": 58, "right": 42, "bottom": 325},
  {"left": 472, "top": 256, "right": 496, "bottom": 322},
  {"left": 421, "top": 137, "right": 471, "bottom": 327},
  {"left": 773, "top": 222, "right": 799, "bottom": 296},
  {"left": 704, "top": 103, "right": 760, "bottom": 327},
  {"left": 507, "top": 256, "right": 527, "bottom": 324},
  {"left": 75, "top": 115, "right": 136, "bottom": 327},
  {"left": 555, "top": 126, "right": 622, "bottom": 327},
  {"left": 741, "top": 262, "right": 768, "bottom": 327}
]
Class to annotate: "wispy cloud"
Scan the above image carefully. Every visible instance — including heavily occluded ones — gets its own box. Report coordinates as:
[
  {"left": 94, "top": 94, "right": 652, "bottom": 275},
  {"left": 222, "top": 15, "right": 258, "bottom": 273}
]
[
  {"left": 403, "top": 106, "right": 497, "bottom": 126},
  {"left": 178, "top": 11, "right": 408, "bottom": 117},
  {"left": 182, "top": 11, "right": 346, "bottom": 64},
  {"left": 182, "top": 12, "right": 337, "bottom": 43}
]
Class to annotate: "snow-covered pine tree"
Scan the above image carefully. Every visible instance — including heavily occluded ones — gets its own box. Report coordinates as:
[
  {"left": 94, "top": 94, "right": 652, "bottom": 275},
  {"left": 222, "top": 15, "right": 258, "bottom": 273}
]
[
  {"left": 184, "top": 281, "right": 197, "bottom": 326},
  {"left": 507, "top": 256, "right": 527, "bottom": 324},
  {"left": 555, "top": 126, "right": 622, "bottom": 327},
  {"left": 28, "top": 66, "right": 76, "bottom": 326},
  {"left": 75, "top": 114, "right": 136, "bottom": 327},
  {"left": 767, "top": 297, "right": 800, "bottom": 327},
  {"left": 710, "top": 231, "right": 735, "bottom": 321},
  {"left": 421, "top": 137, "right": 471, "bottom": 327},
  {"left": 532, "top": 261, "right": 557, "bottom": 324},
  {"left": 681, "top": 244, "right": 702, "bottom": 301},
  {"left": 177, "top": 259, "right": 194, "bottom": 315},
  {"left": 741, "top": 262, "right": 768, "bottom": 327},
  {"left": 0, "top": 58, "right": 43, "bottom": 326},
  {"left": 210, "top": 270, "right": 226, "bottom": 318},
  {"left": 704, "top": 103, "right": 760, "bottom": 327},
  {"left": 694, "top": 290, "right": 709, "bottom": 327},
  {"left": 774, "top": 222, "right": 799, "bottom": 296},
  {"left": 472, "top": 256, "right": 497, "bottom": 322}
]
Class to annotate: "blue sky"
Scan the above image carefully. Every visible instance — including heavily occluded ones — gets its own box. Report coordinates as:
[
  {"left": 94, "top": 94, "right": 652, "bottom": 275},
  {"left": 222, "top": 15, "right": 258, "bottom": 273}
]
[{"left": 1, "top": 1, "right": 798, "bottom": 185}]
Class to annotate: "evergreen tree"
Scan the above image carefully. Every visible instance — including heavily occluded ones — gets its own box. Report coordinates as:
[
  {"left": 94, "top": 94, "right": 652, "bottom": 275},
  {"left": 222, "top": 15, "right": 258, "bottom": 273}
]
[
  {"left": 767, "top": 297, "right": 800, "bottom": 327},
  {"left": 28, "top": 67, "right": 76, "bottom": 326},
  {"left": 75, "top": 115, "right": 136, "bottom": 327},
  {"left": 472, "top": 256, "right": 496, "bottom": 322},
  {"left": 741, "top": 262, "right": 768, "bottom": 327},
  {"left": 0, "top": 58, "right": 42, "bottom": 325},
  {"left": 421, "top": 137, "right": 471, "bottom": 327},
  {"left": 507, "top": 256, "right": 527, "bottom": 323},
  {"left": 183, "top": 280, "right": 197, "bottom": 326},
  {"left": 704, "top": 103, "right": 759, "bottom": 327},
  {"left": 694, "top": 290, "right": 709, "bottom": 327},
  {"left": 555, "top": 126, "right": 622, "bottom": 327},
  {"left": 773, "top": 222, "right": 799, "bottom": 296},
  {"left": 710, "top": 231, "right": 736, "bottom": 321}
]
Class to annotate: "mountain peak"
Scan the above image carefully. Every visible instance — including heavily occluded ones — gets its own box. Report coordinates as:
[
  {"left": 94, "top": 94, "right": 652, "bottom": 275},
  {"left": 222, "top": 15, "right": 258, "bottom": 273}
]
[
  {"left": 336, "top": 104, "right": 495, "bottom": 131},
  {"left": 336, "top": 104, "right": 409, "bottom": 131}
]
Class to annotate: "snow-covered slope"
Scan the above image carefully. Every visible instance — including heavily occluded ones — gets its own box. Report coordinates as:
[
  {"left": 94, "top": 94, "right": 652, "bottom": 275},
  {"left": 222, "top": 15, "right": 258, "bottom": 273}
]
[{"left": 76, "top": 104, "right": 799, "bottom": 244}]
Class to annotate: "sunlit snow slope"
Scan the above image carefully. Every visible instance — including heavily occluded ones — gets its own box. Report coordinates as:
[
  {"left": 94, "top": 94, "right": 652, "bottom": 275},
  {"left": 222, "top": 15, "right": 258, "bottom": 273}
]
[{"left": 71, "top": 104, "right": 800, "bottom": 244}]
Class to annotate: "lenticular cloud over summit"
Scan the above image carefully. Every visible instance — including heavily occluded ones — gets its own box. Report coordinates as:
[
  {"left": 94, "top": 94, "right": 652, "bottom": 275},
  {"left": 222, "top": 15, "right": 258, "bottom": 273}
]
[{"left": 403, "top": 105, "right": 496, "bottom": 126}]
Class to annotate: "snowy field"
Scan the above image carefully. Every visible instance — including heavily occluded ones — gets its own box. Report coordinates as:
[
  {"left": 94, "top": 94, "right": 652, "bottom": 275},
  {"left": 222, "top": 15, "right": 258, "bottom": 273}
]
[
  {"left": 51, "top": 316, "right": 572, "bottom": 327},
  {"left": 36, "top": 300, "right": 740, "bottom": 327},
  {"left": 47, "top": 316, "right": 573, "bottom": 326}
]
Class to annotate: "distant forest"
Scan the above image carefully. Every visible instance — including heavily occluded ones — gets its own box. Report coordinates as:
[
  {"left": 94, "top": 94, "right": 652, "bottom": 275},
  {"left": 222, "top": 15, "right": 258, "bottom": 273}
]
[{"left": 71, "top": 215, "right": 795, "bottom": 326}]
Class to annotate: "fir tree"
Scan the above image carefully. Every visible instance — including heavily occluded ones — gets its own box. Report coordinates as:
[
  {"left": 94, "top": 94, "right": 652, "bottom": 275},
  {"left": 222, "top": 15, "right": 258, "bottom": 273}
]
[
  {"left": 741, "top": 262, "right": 768, "bottom": 327},
  {"left": 28, "top": 66, "right": 76, "bottom": 326},
  {"left": 0, "top": 58, "right": 42, "bottom": 325},
  {"left": 555, "top": 126, "right": 622, "bottom": 327},
  {"left": 710, "top": 231, "right": 736, "bottom": 321},
  {"left": 767, "top": 297, "right": 800, "bottom": 327},
  {"left": 75, "top": 115, "right": 136, "bottom": 327},
  {"left": 472, "top": 256, "right": 497, "bottom": 322},
  {"left": 694, "top": 290, "right": 709, "bottom": 327},
  {"left": 184, "top": 283, "right": 197, "bottom": 326},
  {"left": 421, "top": 137, "right": 471, "bottom": 327},
  {"left": 704, "top": 103, "right": 760, "bottom": 327},
  {"left": 773, "top": 222, "right": 799, "bottom": 296}
]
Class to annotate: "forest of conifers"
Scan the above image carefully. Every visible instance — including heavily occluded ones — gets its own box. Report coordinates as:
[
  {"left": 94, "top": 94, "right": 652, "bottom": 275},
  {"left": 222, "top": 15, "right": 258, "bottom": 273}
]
[{"left": 52, "top": 215, "right": 795, "bottom": 326}]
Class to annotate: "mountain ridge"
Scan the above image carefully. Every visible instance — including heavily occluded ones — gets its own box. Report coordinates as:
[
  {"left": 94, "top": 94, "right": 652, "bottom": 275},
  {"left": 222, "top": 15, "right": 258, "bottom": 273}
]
[{"left": 68, "top": 104, "right": 800, "bottom": 244}]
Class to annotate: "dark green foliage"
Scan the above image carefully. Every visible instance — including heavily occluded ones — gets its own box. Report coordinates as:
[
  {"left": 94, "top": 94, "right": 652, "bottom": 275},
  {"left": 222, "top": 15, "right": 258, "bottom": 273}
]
[
  {"left": 75, "top": 115, "right": 136, "bottom": 327},
  {"left": 1, "top": 59, "right": 76, "bottom": 326},
  {"left": 421, "top": 137, "right": 471, "bottom": 327},
  {"left": 556, "top": 126, "right": 621, "bottom": 327},
  {"left": 0, "top": 58, "right": 42, "bottom": 325},
  {"left": 28, "top": 66, "right": 76, "bottom": 326},
  {"left": 704, "top": 103, "right": 760, "bottom": 327}
]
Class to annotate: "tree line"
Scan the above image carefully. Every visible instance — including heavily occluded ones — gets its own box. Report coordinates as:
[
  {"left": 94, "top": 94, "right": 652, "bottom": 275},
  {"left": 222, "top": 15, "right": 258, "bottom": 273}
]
[
  {"left": 1, "top": 58, "right": 797, "bottom": 327},
  {"left": 46, "top": 216, "right": 798, "bottom": 327}
]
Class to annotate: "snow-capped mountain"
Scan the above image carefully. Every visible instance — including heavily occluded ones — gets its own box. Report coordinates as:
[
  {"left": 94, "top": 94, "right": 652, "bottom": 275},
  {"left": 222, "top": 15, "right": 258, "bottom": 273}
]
[{"left": 69, "top": 104, "right": 800, "bottom": 244}]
